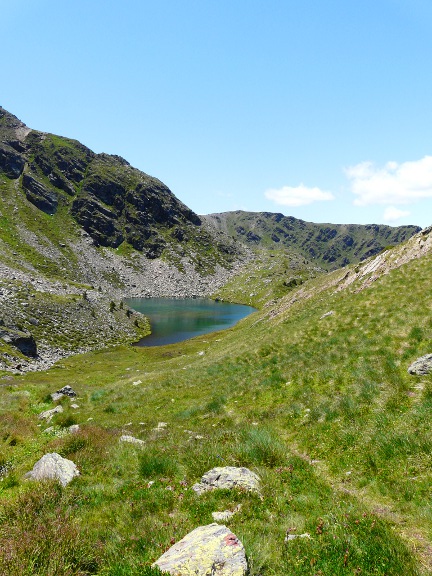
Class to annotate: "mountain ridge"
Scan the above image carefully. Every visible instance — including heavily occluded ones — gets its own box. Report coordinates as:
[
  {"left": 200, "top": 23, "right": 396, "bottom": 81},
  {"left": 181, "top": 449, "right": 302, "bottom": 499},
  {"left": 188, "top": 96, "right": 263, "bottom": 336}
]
[{"left": 204, "top": 210, "right": 421, "bottom": 270}]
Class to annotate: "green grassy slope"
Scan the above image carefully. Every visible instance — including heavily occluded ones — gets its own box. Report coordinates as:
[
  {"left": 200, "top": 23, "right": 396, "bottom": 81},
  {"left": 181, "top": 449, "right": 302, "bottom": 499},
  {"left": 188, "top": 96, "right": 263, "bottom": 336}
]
[{"left": 0, "top": 232, "right": 431, "bottom": 575}]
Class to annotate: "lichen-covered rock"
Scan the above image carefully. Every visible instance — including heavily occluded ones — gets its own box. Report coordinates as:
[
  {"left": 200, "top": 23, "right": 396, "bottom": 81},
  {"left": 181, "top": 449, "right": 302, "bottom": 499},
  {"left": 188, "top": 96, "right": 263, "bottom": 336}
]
[
  {"left": 25, "top": 452, "right": 79, "bottom": 486},
  {"left": 192, "top": 466, "right": 260, "bottom": 495},
  {"left": 153, "top": 523, "right": 247, "bottom": 576},
  {"left": 38, "top": 405, "right": 63, "bottom": 422},
  {"left": 408, "top": 354, "right": 432, "bottom": 375}
]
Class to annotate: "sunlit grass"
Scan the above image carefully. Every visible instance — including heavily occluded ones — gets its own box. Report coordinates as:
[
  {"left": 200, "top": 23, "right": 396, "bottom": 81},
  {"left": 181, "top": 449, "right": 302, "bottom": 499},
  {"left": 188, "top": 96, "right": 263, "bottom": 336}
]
[{"left": 0, "top": 247, "right": 431, "bottom": 573}]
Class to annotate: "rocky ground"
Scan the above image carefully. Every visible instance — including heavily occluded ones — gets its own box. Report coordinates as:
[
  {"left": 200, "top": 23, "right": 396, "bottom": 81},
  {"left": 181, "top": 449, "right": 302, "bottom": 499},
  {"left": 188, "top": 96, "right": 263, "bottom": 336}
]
[{"left": 0, "top": 230, "right": 253, "bottom": 374}]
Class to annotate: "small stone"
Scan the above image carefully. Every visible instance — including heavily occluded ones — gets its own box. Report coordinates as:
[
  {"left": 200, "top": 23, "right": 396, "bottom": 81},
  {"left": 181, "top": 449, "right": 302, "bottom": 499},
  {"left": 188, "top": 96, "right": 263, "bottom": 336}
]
[
  {"left": 152, "top": 421, "right": 167, "bottom": 431},
  {"left": 285, "top": 533, "right": 311, "bottom": 543},
  {"left": 320, "top": 311, "right": 334, "bottom": 319},
  {"left": 68, "top": 424, "right": 80, "bottom": 434},
  {"left": 192, "top": 466, "right": 260, "bottom": 495},
  {"left": 212, "top": 505, "right": 241, "bottom": 522},
  {"left": 119, "top": 434, "right": 145, "bottom": 446},
  {"left": 38, "top": 405, "right": 63, "bottom": 422},
  {"left": 408, "top": 354, "right": 432, "bottom": 375},
  {"left": 153, "top": 523, "right": 247, "bottom": 576},
  {"left": 25, "top": 452, "right": 79, "bottom": 486}
]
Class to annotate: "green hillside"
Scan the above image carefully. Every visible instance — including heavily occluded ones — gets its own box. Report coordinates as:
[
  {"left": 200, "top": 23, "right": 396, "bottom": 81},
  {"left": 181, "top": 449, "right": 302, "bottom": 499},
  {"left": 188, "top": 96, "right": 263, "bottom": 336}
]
[
  {"left": 0, "top": 108, "right": 250, "bottom": 370},
  {"left": 1, "top": 228, "right": 431, "bottom": 575},
  {"left": 204, "top": 211, "right": 420, "bottom": 270}
]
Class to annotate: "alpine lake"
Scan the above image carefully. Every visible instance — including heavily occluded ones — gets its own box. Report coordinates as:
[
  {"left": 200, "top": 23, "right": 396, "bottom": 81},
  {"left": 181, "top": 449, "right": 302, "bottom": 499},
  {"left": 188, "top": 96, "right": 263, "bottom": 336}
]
[{"left": 125, "top": 298, "right": 256, "bottom": 347}]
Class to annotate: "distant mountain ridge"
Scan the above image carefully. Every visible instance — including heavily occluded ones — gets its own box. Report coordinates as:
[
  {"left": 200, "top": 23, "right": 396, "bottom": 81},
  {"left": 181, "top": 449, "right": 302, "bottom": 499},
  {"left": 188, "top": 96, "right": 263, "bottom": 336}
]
[{"left": 204, "top": 211, "right": 421, "bottom": 270}]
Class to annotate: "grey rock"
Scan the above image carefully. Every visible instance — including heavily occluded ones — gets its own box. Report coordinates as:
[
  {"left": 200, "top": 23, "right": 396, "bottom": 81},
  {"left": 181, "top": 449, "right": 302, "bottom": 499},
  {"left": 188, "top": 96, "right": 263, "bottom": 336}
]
[
  {"left": 25, "top": 452, "right": 79, "bottom": 486},
  {"left": 285, "top": 532, "right": 311, "bottom": 543},
  {"left": 51, "top": 385, "right": 77, "bottom": 401},
  {"left": 153, "top": 523, "right": 247, "bottom": 576},
  {"left": 408, "top": 353, "right": 432, "bottom": 375},
  {"left": 192, "top": 466, "right": 260, "bottom": 495},
  {"left": 119, "top": 434, "right": 145, "bottom": 446},
  {"left": 22, "top": 173, "right": 58, "bottom": 214},
  {"left": 38, "top": 405, "right": 63, "bottom": 422},
  {"left": 320, "top": 310, "right": 334, "bottom": 319},
  {"left": 68, "top": 424, "right": 80, "bottom": 434},
  {"left": 212, "top": 505, "right": 241, "bottom": 522},
  {"left": 0, "top": 143, "right": 25, "bottom": 178}
]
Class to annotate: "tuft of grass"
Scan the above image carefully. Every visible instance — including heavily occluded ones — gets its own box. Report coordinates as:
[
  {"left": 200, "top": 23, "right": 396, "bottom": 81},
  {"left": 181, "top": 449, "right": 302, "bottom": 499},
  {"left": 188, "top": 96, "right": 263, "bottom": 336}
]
[
  {"left": 138, "top": 447, "right": 179, "bottom": 479},
  {"left": 237, "top": 427, "right": 287, "bottom": 467}
]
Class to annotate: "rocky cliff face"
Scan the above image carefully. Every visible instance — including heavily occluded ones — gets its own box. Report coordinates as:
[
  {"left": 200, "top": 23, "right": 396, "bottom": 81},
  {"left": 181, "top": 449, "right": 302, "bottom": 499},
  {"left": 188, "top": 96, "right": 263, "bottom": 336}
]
[{"left": 0, "top": 108, "right": 240, "bottom": 263}]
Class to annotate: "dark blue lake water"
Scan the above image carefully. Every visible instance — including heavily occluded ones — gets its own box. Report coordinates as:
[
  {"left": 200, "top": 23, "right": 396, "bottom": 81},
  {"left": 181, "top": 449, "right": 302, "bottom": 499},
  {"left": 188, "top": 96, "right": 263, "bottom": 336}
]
[{"left": 125, "top": 298, "right": 256, "bottom": 347}]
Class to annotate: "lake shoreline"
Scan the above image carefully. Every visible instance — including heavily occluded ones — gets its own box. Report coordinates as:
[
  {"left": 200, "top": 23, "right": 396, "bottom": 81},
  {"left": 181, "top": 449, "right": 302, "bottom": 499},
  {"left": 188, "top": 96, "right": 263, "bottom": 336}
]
[{"left": 126, "top": 297, "right": 256, "bottom": 347}]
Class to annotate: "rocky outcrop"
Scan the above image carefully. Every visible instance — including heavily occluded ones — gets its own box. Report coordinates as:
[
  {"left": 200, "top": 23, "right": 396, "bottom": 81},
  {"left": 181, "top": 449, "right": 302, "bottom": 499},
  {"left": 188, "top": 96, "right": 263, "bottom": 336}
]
[
  {"left": 71, "top": 196, "right": 124, "bottom": 247},
  {"left": 408, "top": 354, "right": 432, "bottom": 375},
  {"left": 153, "top": 523, "right": 247, "bottom": 576},
  {"left": 192, "top": 466, "right": 260, "bottom": 495},
  {"left": 25, "top": 453, "right": 79, "bottom": 486},
  {"left": 0, "top": 326, "right": 37, "bottom": 357},
  {"left": 22, "top": 173, "right": 58, "bottom": 214},
  {"left": 51, "top": 385, "right": 77, "bottom": 402},
  {"left": 0, "top": 143, "right": 25, "bottom": 178}
]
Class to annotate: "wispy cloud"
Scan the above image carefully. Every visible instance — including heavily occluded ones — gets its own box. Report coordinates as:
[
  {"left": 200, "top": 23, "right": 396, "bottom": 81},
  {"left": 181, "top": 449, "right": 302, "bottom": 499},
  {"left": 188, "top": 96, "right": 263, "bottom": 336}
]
[
  {"left": 383, "top": 206, "right": 411, "bottom": 223},
  {"left": 346, "top": 156, "right": 432, "bottom": 206},
  {"left": 265, "top": 184, "right": 335, "bottom": 207}
]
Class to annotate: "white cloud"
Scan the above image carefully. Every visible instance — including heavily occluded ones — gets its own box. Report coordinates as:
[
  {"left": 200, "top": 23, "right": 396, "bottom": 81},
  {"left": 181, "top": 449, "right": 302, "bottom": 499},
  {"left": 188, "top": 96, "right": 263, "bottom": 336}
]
[
  {"left": 383, "top": 206, "right": 411, "bottom": 223},
  {"left": 265, "top": 184, "right": 335, "bottom": 207},
  {"left": 346, "top": 156, "right": 432, "bottom": 206}
]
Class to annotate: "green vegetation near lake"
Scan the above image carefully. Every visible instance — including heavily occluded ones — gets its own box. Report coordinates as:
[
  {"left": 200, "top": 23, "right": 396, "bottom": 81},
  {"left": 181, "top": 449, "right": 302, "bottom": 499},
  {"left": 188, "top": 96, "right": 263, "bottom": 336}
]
[{"left": 1, "top": 232, "right": 432, "bottom": 575}]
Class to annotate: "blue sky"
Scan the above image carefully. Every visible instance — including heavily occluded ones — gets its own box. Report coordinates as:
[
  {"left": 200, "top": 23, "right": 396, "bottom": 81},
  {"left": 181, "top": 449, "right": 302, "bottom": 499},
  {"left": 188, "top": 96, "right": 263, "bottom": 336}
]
[{"left": 2, "top": 0, "right": 432, "bottom": 227}]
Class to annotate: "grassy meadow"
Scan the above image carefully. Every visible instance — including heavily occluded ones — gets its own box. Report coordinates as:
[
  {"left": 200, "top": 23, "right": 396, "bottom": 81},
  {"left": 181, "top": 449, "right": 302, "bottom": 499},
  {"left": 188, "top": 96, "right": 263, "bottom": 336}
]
[{"left": 0, "top": 245, "right": 431, "bottom": 575}]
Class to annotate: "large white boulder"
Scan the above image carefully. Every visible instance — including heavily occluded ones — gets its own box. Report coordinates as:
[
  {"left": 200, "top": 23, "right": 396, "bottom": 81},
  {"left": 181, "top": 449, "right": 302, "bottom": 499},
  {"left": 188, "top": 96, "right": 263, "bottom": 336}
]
[{"left": 25, "top": 452, "right": 79, "bottom": 486}]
